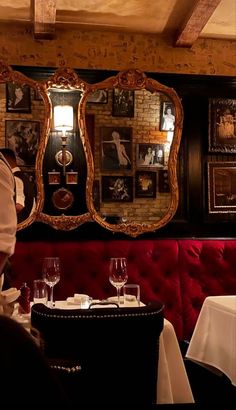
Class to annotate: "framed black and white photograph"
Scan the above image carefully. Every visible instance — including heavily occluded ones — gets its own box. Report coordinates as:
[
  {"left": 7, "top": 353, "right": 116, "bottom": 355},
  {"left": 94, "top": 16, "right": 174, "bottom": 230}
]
[
  {"left": 48, "top": 171, "right": 61, "bottom": 185},
  {"left": 136, "top": 143, "right": 165, "bottom": 167},
  {"left": 135, "top": 171, "right": 156, "bottom": 198},
  {"left": 160, "top": 101, "right": 175, "bottom": 131},
  {"left": 66, "top": 171, "right": 78, "bottom": 185},
  {"left": 208, "top": 98, "right": 236, "bottom": 153},
  {"left": 208, "top": 161, "right": 236, "bottom": 213},
  {"left": 87, "top": 89, "right": 108, "bottom": 104},
  {"left": 102, "top": 176, "right": 133, "bottom": 202},
  {"left": 112, "top": 88, "right": 134, "bottom": 117},
  {"left": 6, "top": 82, "right": 31, "bottom": 113},
  {"left": 5, "top": 120, "right": 40, "bottom": 167},
  {"left": 101, "top": 126, "right": 132, "bottom": 171}
]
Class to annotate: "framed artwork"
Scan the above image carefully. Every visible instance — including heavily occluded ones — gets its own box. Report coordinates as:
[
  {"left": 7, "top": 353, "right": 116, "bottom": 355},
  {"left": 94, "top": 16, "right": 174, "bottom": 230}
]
[
  {"left": 208, "top": 98, "right": 236, "bottom": 153},
  {"left": 87, "top": 89, "right": 108, "bottom": 103},
  {"left": 66, "top": 171, "right": 78, "bottom": 185},
  {"left": 102, "top": 176, "right": 133, "bottom": 202},
  {"left": 160, "top": 101, "right": 175, "bottom": 131},
  {"left": 135, "top": 171, "right": 156, "bottom": 198},
  {"left": 158, "top": 169, "right": 170, "bottom": 193},
  {"left": 5, "top": 120, "right": 40, "bottom": 167},
  {"left": 48, "top": 171, "right": 61, "bottom": 185},
  {"left": 6, "top": 82, "right": 31, "bottom": 113},
  {"left": 112, "top": 88, "right": 134, "bottom": 117},
  {"left": 136, "top": 143, "right": 165, "bottom": 167},
  {"left": 208, "top": 162, "right": 236, "bottom": 213},
  {"left": 101, "top": 126, "right": 132, "bottom": 171}
]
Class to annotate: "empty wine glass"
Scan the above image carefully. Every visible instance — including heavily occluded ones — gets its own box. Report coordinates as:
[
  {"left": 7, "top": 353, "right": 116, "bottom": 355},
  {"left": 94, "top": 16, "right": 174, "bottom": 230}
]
[
  {"left": 109, "top": 257, "right": 128, "bottom": 305},
  {"left": 42, "top": 257, "right": 61, "bottom": 308}
]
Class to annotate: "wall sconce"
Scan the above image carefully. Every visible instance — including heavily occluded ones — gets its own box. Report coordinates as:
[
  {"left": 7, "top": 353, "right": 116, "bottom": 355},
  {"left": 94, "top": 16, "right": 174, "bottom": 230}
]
[{"left": 54, "top": 105, "right": 73, "bottom": 175}]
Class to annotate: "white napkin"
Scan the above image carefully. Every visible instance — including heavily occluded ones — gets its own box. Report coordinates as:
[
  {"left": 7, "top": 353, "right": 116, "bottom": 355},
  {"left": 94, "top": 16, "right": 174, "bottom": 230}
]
[{"left": 0, "top": 288, "right": 20, "bottom": 306}]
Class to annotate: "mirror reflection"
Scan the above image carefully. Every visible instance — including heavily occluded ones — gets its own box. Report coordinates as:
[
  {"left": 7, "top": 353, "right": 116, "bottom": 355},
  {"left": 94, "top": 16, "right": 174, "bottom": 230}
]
[
  {"left": 0, "top": 63, "right": 46, "bottom": 230},
  {"left": 84, "top": 70, "right": 183, "bottom": 236},
  {"left": 37, "top": 67, "right": 92, "bottom": 230},
  {"left": 0, "top": 63, "right": 183, "bottom": 236}
]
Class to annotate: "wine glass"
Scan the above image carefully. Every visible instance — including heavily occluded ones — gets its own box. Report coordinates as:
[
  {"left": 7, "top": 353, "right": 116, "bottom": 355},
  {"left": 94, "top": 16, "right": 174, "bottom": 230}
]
[
  {"left": 42, "top": 257, "right": 61, "bottom": 308},
  {"left": 109, "top": 257, "right": 128, "bottom": 305}
]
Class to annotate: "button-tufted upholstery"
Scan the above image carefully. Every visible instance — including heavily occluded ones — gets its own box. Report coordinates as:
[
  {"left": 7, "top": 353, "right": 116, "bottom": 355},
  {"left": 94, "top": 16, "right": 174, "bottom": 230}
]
[{"left": 10, "top": 239, "right": 236, "bottom": 340}]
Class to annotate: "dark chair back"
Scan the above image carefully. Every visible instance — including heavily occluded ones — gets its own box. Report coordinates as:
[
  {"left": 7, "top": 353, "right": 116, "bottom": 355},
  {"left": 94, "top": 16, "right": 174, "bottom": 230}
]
[
  {"left": 0, "top": 315, "right": 70, "bottom": 405},
  {"left": 31, "top": 301, "right": 164, "bottom": 404}
]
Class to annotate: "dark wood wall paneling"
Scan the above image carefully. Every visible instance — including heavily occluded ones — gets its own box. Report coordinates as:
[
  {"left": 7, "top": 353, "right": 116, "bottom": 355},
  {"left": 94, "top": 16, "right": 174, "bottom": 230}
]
[{"left": 13, "top": 66, "right": 236, "bottom": 241}]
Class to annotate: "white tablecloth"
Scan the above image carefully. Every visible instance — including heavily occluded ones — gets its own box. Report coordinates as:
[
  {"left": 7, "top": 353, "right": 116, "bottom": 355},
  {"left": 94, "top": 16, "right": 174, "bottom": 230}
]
[
  {"left": 186, "top": 295, "right": 236, "bottom": 386},
  {"left": 158, "top": 318, "right": 194, "bottom": 404}
]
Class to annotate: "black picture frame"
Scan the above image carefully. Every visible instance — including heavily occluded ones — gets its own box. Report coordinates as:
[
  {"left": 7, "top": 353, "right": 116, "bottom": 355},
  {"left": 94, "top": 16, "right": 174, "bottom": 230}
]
[
  {"left": 136, "top": 143, "right": 165, "bottom": 167},
  {"left": 5, "top": 120, "right": 40, "bottom": 167},
  {"left": 135, "top": 171, "right": 156, "bottom": 198},
  {"left": 101, "top": 126, "right": 132, "bottom": 171},
  {"left": 87, "top": 89, "right": 108, "bottom": 104},
  {"left": 112, "top": 88, "right": 134, "bottom": 117},
  {"left": 208, "top": 161, "right": 236, "bottom": 213},
  {"left": 6, "top": 82, "right": 31, "bottom": 113},
  {"left": 160, "top": 101, "right": 175, "bottom": 131},
  {"left": 208, "top": 98, "right": 236, "bottom": 153},
  {"left": 102, "top": 176, "right": 133, "bottom": 202}
]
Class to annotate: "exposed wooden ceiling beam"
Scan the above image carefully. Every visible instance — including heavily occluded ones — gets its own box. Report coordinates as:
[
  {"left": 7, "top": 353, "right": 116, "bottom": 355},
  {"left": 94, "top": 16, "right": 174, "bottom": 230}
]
[
  {"left": 33, "top": 0, "right": 56, "bottom": 40},
  {"left": 175, "top": 0, "right": 222, "bottom": 47}
]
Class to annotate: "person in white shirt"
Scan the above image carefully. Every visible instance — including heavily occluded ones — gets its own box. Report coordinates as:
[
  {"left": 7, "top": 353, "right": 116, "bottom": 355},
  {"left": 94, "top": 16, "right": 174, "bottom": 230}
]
[
  {"left": 0, "top": 149, "right": 25, "bottom": 213},
  {"left": 0, "top": 152, "right": 17, "bottom": 276}
]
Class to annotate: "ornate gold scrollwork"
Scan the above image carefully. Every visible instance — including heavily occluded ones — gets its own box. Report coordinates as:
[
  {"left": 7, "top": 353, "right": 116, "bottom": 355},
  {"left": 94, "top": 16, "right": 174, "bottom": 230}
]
[
  {"left": 0, "top": 63, "right": 183, "bottom": 236},
  {"left": 82, "top": 69, "right": 183, "bottom": 237}
]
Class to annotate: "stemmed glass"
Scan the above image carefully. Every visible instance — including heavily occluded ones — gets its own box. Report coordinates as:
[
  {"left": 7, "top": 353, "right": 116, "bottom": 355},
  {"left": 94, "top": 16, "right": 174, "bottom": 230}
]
[
  {"left": 109, "top": 257, "right": 128, "bottom": 305},
  {"left": 42, "top": 257, "right": 61, "bottom": 308}
]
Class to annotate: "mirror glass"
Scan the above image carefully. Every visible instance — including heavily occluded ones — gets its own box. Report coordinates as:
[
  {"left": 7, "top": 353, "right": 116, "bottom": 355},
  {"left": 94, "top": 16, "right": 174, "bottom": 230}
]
[
  {"left": 37, "top": 67, "right": 92, "bottom": 230},
  {"left": 0, "top": 62, "right": 47, "bottom": 230},
  {"left": 83, "top": 70, "right": 183, "bottom": 237}
]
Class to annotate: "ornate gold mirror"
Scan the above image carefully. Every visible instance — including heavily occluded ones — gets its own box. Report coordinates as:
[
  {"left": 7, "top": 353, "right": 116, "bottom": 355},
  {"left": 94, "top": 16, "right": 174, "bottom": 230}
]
[
  {"left": 0, "top": 63, "right": 183, "bottom": 236},
  {"left": 0, "top": 61, "right": 47, "bottom": 231},
  {"left": 36, "top": 67, "right": 92, "bottom": 230},
  {"left": 82, "top": 69, "right": 183, "bottom": 237}
]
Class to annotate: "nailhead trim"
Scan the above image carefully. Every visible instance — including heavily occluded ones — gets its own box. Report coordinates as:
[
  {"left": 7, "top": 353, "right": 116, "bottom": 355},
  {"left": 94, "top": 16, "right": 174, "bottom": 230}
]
[
  {"left": 32, "top": 308, "right": 163, "bottom": 320},
  {"left": 50, "top": 364, "right": 81, "bottom": 373}
]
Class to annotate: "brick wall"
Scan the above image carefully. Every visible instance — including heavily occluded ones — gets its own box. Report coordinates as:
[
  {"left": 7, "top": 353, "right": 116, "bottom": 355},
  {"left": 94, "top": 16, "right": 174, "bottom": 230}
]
[{"left": 0, "top": 23, "right": 235, "bottom": 76}]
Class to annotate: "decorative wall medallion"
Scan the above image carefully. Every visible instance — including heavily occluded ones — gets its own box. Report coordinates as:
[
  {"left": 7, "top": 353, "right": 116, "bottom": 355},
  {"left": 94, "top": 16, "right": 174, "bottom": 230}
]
[
  {"left": 55, "top": 150, "right": 73, "bottom": 167},
  {"left": 52, "top": 187, "right": 74, "bottom": 210}
]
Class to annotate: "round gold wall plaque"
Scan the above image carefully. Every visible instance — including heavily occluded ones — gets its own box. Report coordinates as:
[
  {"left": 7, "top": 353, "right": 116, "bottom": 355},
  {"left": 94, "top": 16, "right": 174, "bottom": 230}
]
[
  {"left": 55, "top": 150, "right": 73, "bottom": 167},
  {"left": 52, "top": 187, "right": 74, "bottom": 210}
]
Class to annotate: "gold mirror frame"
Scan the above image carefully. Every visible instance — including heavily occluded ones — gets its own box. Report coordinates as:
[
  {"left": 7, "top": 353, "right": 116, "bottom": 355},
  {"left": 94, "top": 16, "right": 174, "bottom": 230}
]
[
  {"left": 82, "top": 69, "right": 183, "bottom": 237},
  {"left": 36, "top": 66, "right": 92, "bottom": 230},
  {"left": 0, "top": 61, "right": 49, "bottom": 231},
  {"left": 0, "top": 63, "right": 183, "bottom": 236}
]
